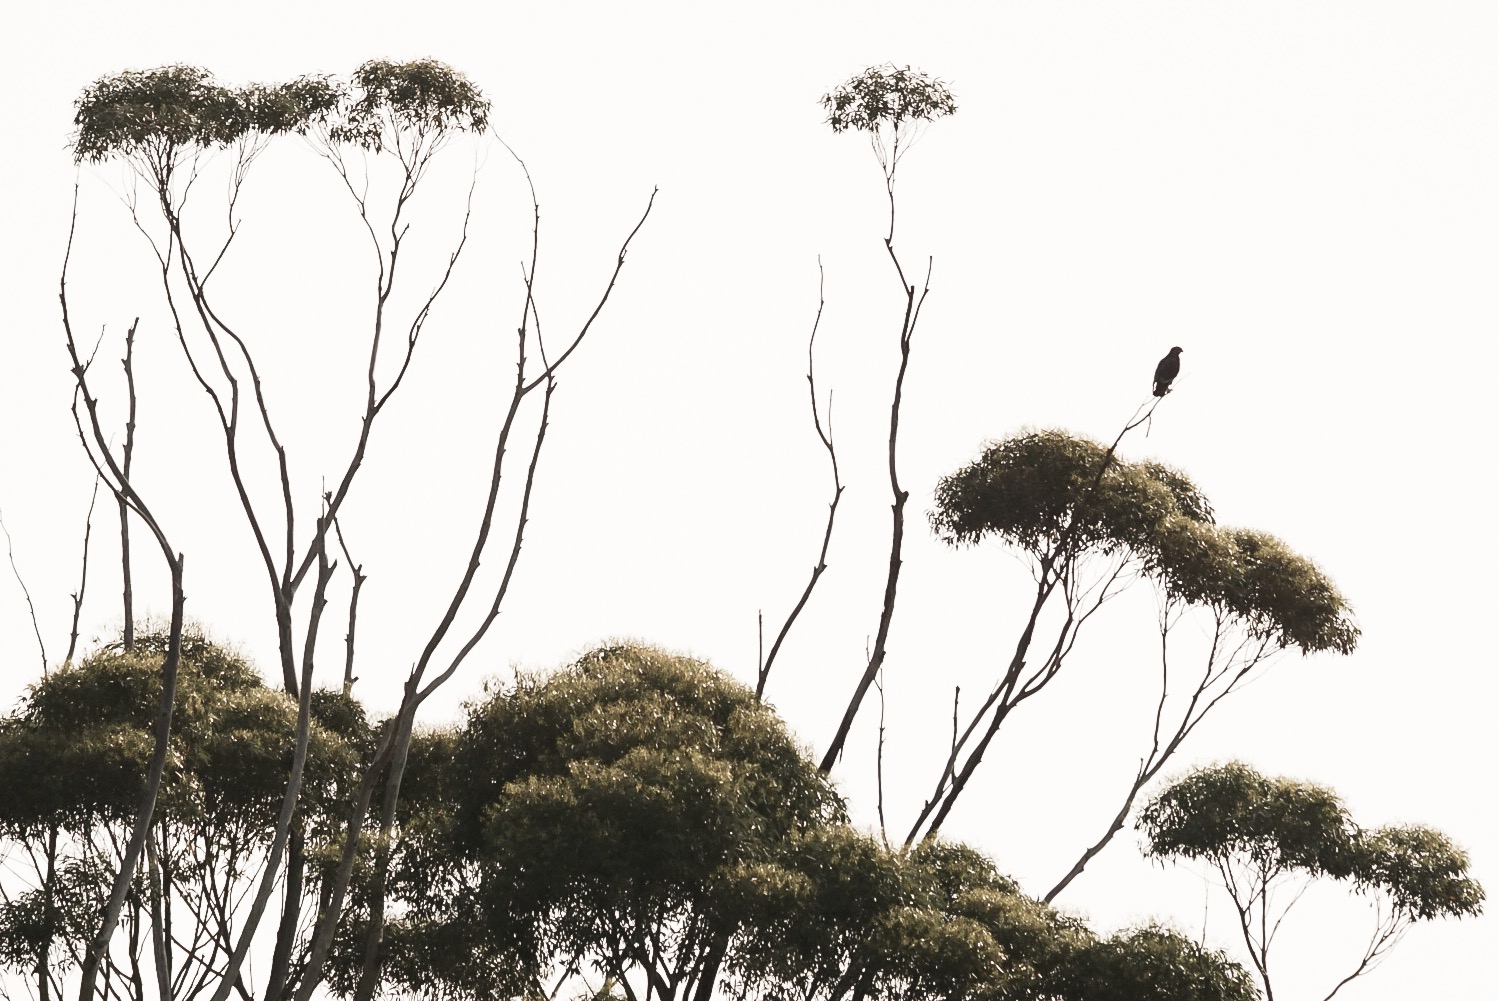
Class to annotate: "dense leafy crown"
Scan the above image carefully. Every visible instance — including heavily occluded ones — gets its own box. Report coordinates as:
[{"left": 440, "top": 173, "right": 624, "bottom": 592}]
[
  {"left": 821, "top": 64, "right": 957, "bottom": 134},
  {"left": 457, "top": 644, "right": 845, "bottom": 887},
  {"left": 0, "top": 631, "right": 364, "bottom": 832},
  {"left": 1352, "top": 824, "right": 1485, "bottom": 921},
  {"left": 931, "top": 429, "right": 1360, "bottom": 655},
  {"left": 367, "top": 644, "right": 1260, "bottom": 1001},
  {"left": 1140, "top": 762, "right": 1484, "bottom": 923},
  {"left": 332, "top": 58, "right": 489, "bottom": 150},
  {"left": 1138, "top": 761, "right": 1357, "bottom": 877}
]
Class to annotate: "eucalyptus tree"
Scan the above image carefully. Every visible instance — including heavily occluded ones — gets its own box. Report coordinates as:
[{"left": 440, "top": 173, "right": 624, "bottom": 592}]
[
  {"left": 357, "top": 643, "right": 844, "bottom": 1001},
  {"left": 803, "top": 64, "right": 957, "bottom": 775},
  {"left": 904, "top": 429, "right": 1358, "bottom": 880},
  {"left": 1044, "top": 513, "right": 1359, "bottom": 901},
  {"left": 344, "top": 643, "right": 1259, "bottom": 1001},
  {"left": 0, "top": 631, "right": 365, "bottom": 1001},
  {"left": 723, "top": 831, "right": 1259, "bottom": 1001},
  {"left": 1138, "top": 762, "right": 1483, "bottom": 1001},
  {"left": 61, "top": 58, "right": 654, "bottom": 1001}
]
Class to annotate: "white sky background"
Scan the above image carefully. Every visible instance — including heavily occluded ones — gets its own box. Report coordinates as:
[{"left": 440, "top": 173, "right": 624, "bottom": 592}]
[{"left": 1, "top": 1, "right": 1494, "bottom": 997}]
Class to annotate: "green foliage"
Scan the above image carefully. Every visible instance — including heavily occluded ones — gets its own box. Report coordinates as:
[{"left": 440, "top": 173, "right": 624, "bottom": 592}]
[
  {"left": 0, "top": 630, "right": 371, "bottom": 983},
  {"left": 242, "top": 75, "right": 344, "bottom": 135},
  {"left": 73, "top": 65, "right": 246, "bottom": 164},
  {"left": 1137, "top": 761, "right": 1356, "bottom": 878},
  {"left": 0, "top": 857, "right": 107, "bottom": 972},
  {"left": 358, "top": 643, "right": 844, "bottom": 999},
  {"left": 726, "top": 829, "right": 1253, "bottom": 1001},
  {"left": 1065, "top": 924, "right": 1260, "bottom": 1001},
  {"left": 821, "top": 64, "right": 957, "bottom": 135},
  {"left": 332, "top": 59, "right": 490, "bottom": 151},
  {"left": 930, "top": 430, "right": 1200, "bottom": 557},
  {"left": 0, "top": 630, "right": 364, "bottom": 833},
  {"left": 72, "top": 59, "right": 486, "bottom": 165},
  {"left": 0, "top": 632, "right": 1262, "bottom": 1000},
  {"left": 370, "top": 645, "right": 1259, "bottom": 1001},
  {"left": 1154, "top": 526, "right": 1358, "bottom": 654},
  {"left": 722, "top": 827, "right": 925, "bottom": 997},
  {"left": 931, "top": 430, "right": 1359, "bottom": 654},
  {"left": 1138, "top": 762, "right": 1482, "bottom": 998},
  {"left": 1349, "top": 824, "right": 1484, "bottom": 921},
  {"left": 466, "top": 643, "right": 842, "bottom": 931},
  {"left": 1140, "top": 762, "right": 1484, "bottom": 923}
]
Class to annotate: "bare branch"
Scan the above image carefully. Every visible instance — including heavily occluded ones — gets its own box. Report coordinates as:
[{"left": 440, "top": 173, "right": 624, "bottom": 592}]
[
  {"left": 119, "top": 322, "right": 138, "bottom": 650},
  {"left": 875, "top": 668, "right": 889, "bottom": 848},
  {"left": 334, "top": 512, "right": 367, "bottom": 695},
  {"left": 820, "top": 235, "right": 930, "bottom": 774},
  {"left": 0, "top": 507, "right": 48, "bottom": 675},
  {"left": 66, "top": 478, "right": 103, "bottom": 664},
  {"left": 759, "top": 260, "right": 841, "bottom": 700}
]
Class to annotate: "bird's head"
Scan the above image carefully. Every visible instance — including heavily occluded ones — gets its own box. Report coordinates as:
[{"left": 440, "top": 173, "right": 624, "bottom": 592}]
[{"left": 1170, "top": 346, "right": 1183, "bottom": 355}]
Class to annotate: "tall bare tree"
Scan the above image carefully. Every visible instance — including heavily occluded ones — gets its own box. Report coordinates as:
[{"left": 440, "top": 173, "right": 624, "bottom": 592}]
[
  {"left": 58, "top": 59, "right": 654, "bottom": 1001},
  {"left": 812, "top": 64, "right": 957, "bottom": 776}
]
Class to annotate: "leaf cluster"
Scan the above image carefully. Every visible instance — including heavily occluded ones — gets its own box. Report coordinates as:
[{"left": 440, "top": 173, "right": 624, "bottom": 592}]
[
  {"left": 820, "top": 64, "right": 957, "bottom": 135},
  {"left": 1137, "top": 761, "right": 1355, "bottom": 878},
  {"left": 472, "top": 645, "right": 840, "bottom": 942},
  {"left": 331, "top": 58, "right": 490, "bottom": 151},
  {"left": 73, "top": 65, "right": 247, "bottom": 164},
  {"left": 0, "top": 630, "right": 365, "bottom": 834},
  {"left": 1348, "top": 824, "right": 1484, "bottom": 921},
  {"left": 1139, "top": 762, "right": 1484, "bottom": 923},
  {"left": 0, "top": 857, "right": 108, "bottom": 972},
  {"left": 72, "top": 59, "right": 487, "bottom": 164},
  {"left": 931, "top": 430, "right": 1359, "bottom": 654},
  {"left": 1057, "top": 924, "right": 1260, "bottom": 1001}
]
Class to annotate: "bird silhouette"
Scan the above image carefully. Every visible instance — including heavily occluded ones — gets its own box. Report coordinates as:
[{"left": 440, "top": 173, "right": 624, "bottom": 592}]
[{"left": 1152, "top": 347, "right": 1183, "bottom": 397}]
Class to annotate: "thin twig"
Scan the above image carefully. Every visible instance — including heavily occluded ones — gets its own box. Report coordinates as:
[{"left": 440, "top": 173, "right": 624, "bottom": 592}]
[
  {"left": 120, "top": 319, "right": 138, "bottom": 650},
  {"left": 333, "top": 511, "right": 366, "bottom": 695},
  {"left": 819, "top": 175, "right": 929, "bottom": 773},
  {"left": 0, "top": 507, "right": 48, "bottom": 674},
  {"left": 759, "top": 260, "right": 841, "bottom": 700},
  {"left": 66, "top": 478, "right": 103, "bottom": 664}
]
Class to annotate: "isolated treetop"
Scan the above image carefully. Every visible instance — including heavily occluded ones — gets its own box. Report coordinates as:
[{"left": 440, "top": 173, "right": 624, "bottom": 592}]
[{"left": 821, "top": 63, "right": 957, "bottom": 134}]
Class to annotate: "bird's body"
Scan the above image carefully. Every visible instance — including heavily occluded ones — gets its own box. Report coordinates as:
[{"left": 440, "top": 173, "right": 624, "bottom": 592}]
[{"left": 1153, "top": 347, "right": 1183, "bottom": 397}]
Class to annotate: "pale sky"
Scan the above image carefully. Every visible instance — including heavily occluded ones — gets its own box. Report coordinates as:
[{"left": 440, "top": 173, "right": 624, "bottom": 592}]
[{"left": 1, "top": 2, "right": 1494, "bottom": 997}]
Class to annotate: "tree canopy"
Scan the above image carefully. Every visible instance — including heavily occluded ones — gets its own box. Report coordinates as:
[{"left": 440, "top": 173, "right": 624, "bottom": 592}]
[
  {"left": 0, "top": 630, "right": 363, "bottom": 835},
  {"left": 1139, "top": 762, "right": 1483, "bottom": 999},
  {"left": 326, "top": 643, "right": 1261, "bottom": 1001},
  {"left": 72, "top": 59, "right": 487, "bottom": 169},
  {"left": 931, "top": 429, "right": 1359, "bottom": 655}
]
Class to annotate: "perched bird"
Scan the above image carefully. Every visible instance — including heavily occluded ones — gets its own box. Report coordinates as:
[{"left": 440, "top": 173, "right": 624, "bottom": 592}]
[{"left": 1152, "top": 347, "right": 1183, "bottom": 397}]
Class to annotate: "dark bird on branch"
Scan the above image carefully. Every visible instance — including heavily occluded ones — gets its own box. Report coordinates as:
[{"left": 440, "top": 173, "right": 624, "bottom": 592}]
[{"left": 1152, "top": 347, "right": 1183, "bottom": 397}]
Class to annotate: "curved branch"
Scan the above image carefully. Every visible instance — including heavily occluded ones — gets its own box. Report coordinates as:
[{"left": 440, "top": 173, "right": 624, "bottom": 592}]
[
  {"left": 819, "top": 252, "right": 929, "bottom": 775},
  {"left": 759, "top": 261, "right": 841, "bottom": 700}
]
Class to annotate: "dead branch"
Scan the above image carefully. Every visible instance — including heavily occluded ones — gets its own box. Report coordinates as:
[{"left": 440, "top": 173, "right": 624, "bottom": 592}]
[
  {"left": 0, "top": 507, "right": 48, "bottom": 675},
  {"left": 759, "top": 260, "right": 841, "bottom": 700},
  {"left": 818, "top": 179, "right": 933, "bottom": 772},
  {"left": 119, "top": 320, "right": 138, "bottom": 651}
]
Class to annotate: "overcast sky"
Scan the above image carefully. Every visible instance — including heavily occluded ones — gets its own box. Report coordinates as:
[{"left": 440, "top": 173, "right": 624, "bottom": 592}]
[{"left": 1, "top": 2, "right": 1494, "bottom": 997}]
